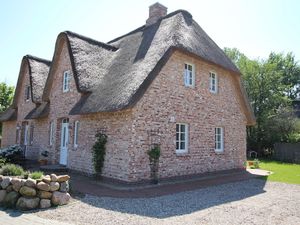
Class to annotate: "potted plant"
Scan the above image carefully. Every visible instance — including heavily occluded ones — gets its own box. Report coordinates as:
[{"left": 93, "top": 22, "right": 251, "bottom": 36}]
[
  {"left": 147, "top": 145, "right": 160, "bottom": 184},
  {"left": 39, "top": 150, "right": 49, "bottom": 166}
]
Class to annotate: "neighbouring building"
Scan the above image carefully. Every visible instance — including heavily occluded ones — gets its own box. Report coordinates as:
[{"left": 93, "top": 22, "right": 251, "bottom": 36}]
[{"left": 0, "top": 3, "right": 255, "bottom": 182}]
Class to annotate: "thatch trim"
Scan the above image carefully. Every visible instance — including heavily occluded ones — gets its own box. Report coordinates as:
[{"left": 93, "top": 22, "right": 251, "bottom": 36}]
[{"left": 0, "top": 107, "right": 17, "bottom": 122}]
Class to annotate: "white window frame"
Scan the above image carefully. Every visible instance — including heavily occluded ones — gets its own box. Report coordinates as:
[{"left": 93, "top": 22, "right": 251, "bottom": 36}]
[
  {"left": 176, "top": 123, "right": 188, "bottom": 153},
  {"left": 184, "top": 63, "right": 195, "bottom": 87},
  {"left": 215, "top": 127, "right": 224, "bottom": 152},
  {"left": 24, "top": 124, "right": 30, "bottom": 146},
  {"left": 74, "top": 120, "right": 79, "bottom": 148},
  {"left": 63, "top": 71, "right": 70, "bottom": 92},
  {"left": 49, "top": 121, "right": 54, "bottom": 146},
  {"left": 209, "top": 72, "right": 218, "bottom": 93}
]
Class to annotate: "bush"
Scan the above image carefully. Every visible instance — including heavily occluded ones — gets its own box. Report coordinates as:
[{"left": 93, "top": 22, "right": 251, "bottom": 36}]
[
  {"left": 147, "top": 145, "right": 161, "bottom": 162},
  {"left": 0, "top": 157, "right": 6, "bottom": 167},
  {"left": 0, "top": 145, "right": 23, "bottom": 163},
  {"left": 30, "top": 171, "right": 44, "bottom": 180},
  {"left": 253, "top": 158, "right": 260, "bottom": 169},
  {"left": 0, "top": 163, "right": 25, "bottom": 176}
]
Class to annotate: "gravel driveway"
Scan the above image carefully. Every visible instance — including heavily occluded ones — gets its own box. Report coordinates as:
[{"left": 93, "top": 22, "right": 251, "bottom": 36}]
[{"left": 32, "top": 179, "right": 300, "bottom": 225}]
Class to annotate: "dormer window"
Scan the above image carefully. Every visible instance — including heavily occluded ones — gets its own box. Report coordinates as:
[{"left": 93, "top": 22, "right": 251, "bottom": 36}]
[
  {"left": 25, "top": 86, "right": 30, "bottom": 101},
  {"left": 184, "top": 63, "right": 195, "bottom": 87},
  {"left": 63, "top": 71, "right": 70, "bottom": 92}
]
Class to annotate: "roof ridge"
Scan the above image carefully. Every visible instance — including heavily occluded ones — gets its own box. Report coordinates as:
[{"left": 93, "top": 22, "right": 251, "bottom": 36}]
[
  {"left": 107, "top": 10, "right": 192, "bottom": 44},
  {"left": 25, "top": 55, "right": 51, "bottom": 66},
  {"left": 64, "top": 31, "right": 118, "bottom": 51}
]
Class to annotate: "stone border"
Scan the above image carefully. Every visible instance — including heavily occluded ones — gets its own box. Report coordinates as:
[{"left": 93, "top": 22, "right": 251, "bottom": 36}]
[{"left": 0, "top": 174, "right": 70, "bottom": 210}]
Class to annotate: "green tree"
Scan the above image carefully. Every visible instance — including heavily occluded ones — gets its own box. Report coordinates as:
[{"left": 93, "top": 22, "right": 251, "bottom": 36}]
[
  {"left": 224, "top": 48, "right": 300, "bottom": 154},
  {"left": 0, "top": 82, "right": 15, "bottom": 135}
]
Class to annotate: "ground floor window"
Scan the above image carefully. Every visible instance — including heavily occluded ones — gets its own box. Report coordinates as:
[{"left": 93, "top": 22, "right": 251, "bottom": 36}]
[
  {"left": 74, "top": 121, "right": 79, "bottom": 148},
  {"left": 176, "top": 123, "right": 188, "bottom": 153},
  {"left": 215, "top": 127, "right": 224, "bottom": 152}
]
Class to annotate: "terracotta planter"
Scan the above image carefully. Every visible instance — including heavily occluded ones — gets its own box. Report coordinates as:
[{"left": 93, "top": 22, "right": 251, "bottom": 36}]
[{"left": 38, "top": 159, "right": 48, "bottom": 166}]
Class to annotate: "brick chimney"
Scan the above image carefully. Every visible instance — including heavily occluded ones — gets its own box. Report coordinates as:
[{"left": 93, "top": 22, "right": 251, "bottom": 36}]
[{"left": 146, "top": 2, "right": 168, "bottom": 26}]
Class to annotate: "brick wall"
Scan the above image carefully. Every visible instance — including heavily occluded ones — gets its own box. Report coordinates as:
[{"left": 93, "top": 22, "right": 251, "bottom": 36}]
[
  {"left": 1, "top": 121, "right": 16, "bottom": 147},
  {"left": 129, "top": 51, "right": 247, "bottom": 181}
]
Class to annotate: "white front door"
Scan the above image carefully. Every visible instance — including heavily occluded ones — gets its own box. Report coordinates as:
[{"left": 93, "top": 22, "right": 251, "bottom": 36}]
[{"left": 60, "top": 119, "right": 69, "bottom": 165}]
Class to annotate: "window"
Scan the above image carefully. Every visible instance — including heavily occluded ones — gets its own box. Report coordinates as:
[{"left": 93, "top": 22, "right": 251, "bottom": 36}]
[
  {"left": 215, "top": 127, "right": 224, "bottom": 152},
  {"left": 25, "top": 86, "right": 31, "bottom": 101},
  {"left": 176, "top": 123, "right": 188, "bottom": 153},
  {"left": 49, "top": 122, "right": 54, "bottom": 146},
  {"left": 24, "top": 124, "right": 30, "bottom": 145},
  {"left": 184, "top": 63, "right": 195, "bottom": 87},
  {"left": 74, "top": 121, "right": 79, "bottom": 148},
  {"left": 29, "top": 125, "right": 34, "bottom": 145},
  {"left": 63, "top": 71, "right": 70, "bottom": 92},
  {"left": 209, "top": 72, "right": 218, "bottom": 93}
]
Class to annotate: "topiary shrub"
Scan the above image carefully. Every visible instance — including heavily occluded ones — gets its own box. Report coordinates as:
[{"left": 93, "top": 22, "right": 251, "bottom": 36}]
[
  {"left": 147, "top": 145, "right": 161, "bottom": 184},
  {"left": 92, "top": 133, "right": 107, "bottom": 175},
  {"left": 0, "top": 163, "right": 25, "bottom": 176}
]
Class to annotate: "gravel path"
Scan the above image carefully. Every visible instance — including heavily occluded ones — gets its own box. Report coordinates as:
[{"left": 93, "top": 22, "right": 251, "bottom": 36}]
[{"left": 33, "top": 179, "right": 300, "bottom": 225}]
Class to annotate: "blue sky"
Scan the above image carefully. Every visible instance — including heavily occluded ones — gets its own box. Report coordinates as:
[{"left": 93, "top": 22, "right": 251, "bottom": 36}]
[{"left": 0, "top": 0, "right": 299, "bottom": 86}]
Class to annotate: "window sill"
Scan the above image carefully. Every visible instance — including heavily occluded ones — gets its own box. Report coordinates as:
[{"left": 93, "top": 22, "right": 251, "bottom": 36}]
[
  {"left": 176, "top": 150, "right": 188, "bottom": 156},
  {"left": 215, "top": 150, "right": 224, "bottom": 154}
]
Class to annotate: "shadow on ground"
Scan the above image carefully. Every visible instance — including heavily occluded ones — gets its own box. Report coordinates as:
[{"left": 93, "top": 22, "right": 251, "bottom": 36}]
[{"left": 76, "top": 178, "right": 266, "bottom": 218}]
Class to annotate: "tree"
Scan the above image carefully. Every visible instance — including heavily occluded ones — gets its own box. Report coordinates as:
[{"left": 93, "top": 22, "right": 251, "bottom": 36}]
[
  {"left": 224, "top": 48, "right": 300, "bottom": 154},
  {"left": 0, "top": 82, "right": 15, "bottom": 135}
]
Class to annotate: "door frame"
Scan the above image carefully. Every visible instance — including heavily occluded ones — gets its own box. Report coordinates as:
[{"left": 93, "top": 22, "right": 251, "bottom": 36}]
[{"left": 59, "top": 118, "right": 69, "bottom": 165}]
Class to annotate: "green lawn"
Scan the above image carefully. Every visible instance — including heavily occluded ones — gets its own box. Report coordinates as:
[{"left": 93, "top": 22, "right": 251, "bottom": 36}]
[{"left": 257, "top": 159, "right": 300, "bottom": 184}]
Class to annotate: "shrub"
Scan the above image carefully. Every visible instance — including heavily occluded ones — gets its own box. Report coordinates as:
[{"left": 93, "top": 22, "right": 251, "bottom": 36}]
[
  {"left": 253, "top": 158, "right": 260, "bottom": 169},
  {"left": 92, "top": 133, "right": 107, "bottom": 174},
  {"left": 0, "top": 145, "right": 23, "bottom": 163},
  {"left": 0, "top": 157, "right": 6, "bottom": 167},
  {"left": 147, "top": 145, "right": 161, "bottom": 162},
  {"left": 0, "top": 163, "right": 25, "bottom": 176},
  {"left": 30, "top": 171, "right": 44, "bottom": 179}
]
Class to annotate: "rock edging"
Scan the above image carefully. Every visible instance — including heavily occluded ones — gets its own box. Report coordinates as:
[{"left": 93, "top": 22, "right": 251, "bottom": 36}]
[{"left": 0, "top": 174, "right": 70, "bottom": 210}]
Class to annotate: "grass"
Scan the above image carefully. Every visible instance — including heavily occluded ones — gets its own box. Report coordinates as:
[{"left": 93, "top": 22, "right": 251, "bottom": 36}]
[
  {"left": 254, "top": 159, "right": 300, "bottom": 184},
  {"left": 0, "top": 163, "right": 26, "bottom": 176}
]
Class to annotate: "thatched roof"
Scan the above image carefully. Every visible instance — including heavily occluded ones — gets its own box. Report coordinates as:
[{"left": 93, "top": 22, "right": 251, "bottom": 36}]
[
  {"left": 43, "top": 10, "right": 250, "bottom": 119},
  {"left": 0, "top": 107, "right": 17, "bottom": 122},
  {"left": 25, "top": 102, "right": 49, "bottom": 119},
  {"left": 0, "top": 55, "right": 50, "bottom": 122}
]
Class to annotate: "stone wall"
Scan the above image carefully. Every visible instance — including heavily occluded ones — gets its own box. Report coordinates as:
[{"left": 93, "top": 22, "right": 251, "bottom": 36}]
[{"left": 0, "top": 174, "right": 70, "bottom": 210}]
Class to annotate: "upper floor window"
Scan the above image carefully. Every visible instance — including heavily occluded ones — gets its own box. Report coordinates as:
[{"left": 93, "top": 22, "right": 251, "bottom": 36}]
[
  {"left": 209, "top": 72, "right": 218, "bottom": 93},
  {"left": 215, "top": 127, "right": 224, "bottom": 152},
  {"left": 25, "top": 86, "right": 31, "bottom": 101},
  {"left": 63, "top": 71, "right": 70, "bottom": 92},
  {"left": 74, "top": 121, "right": 79, "bottom": 148},
  {"left": 184, "top": 63, "right": 195, "bottom": 87},
  {"left": 176, "top": 123, "right": 188, "bottom": 153}
]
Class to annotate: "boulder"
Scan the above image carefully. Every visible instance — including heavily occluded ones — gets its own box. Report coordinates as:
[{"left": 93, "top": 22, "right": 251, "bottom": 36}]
[
  {"left": 42, "top": 175, "right": 51, "bottom": 184},
  {"left": 16, "top": 197, "right": 40, "bottom": 210},
  {"left": 19, "top": 186, "right": 36, "bottom": 197},
  {"left": 3, "top": 191, "right": 19, "bottom": 208},
  {"left": 38, "top": 191, "right": 52, "bottom": 199},
  {"left": 37, "top": 181, "right": 50, "bottom": 191},
  {"left": 59, "top": 181, "right": 69, "bottom": 193},
  {"left": 50, "top": 174, "right": 58, "bottom": 182},
  {"left": 11, "top": 178, "right": 24, "bottom": 192},
  {"left": 49, "top": 182, "right": 60, "bottom": 192},
  {"left": 6, "top": 185, "right": 14, "bottom": 192},
  {"left": 25, "top": 178, "right": 36, "bottom": 188},
  {"left": 1, "top": 177, "right": 11, "bottom": 189},
  {"left": 0, "top": 190, "right": 7, "bottom": 203},
  {"left": 57, "top": 175, "right": 70, "bottom": 183},
  {"left": 40, "top": 199, "right": 51, "bottom": 209},
  {"left": 51, "top": 191, "right": 70, "bottom": 206}
]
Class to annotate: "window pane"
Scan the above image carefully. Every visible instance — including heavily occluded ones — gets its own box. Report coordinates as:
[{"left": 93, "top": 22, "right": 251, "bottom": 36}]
[
  {"left": 181, "top": 124, "right": 185, "bottom": 132},
  {"left": 180, "top": 132, "right": 185, "bottom": 141},
  {"left": 176, "top": 133, "right": 179, "bottom": 142},
  {"left": 176, "top": 124, "right": 179, "bottom": 132},
  {"left": 188, "top": 65, "right": 192, "bottom": 71},
  {"left": 176, "top": 142, "right": 179, "bottom": 150},
  {"left": 180, "top": 141, "right": 185, "bottom": 150}
]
